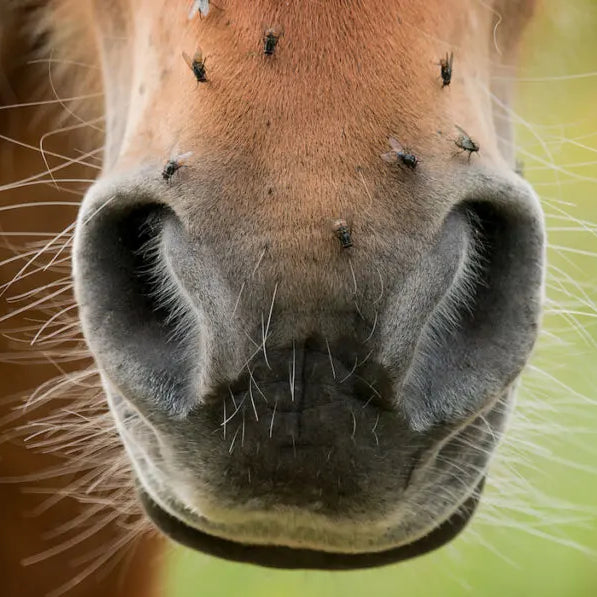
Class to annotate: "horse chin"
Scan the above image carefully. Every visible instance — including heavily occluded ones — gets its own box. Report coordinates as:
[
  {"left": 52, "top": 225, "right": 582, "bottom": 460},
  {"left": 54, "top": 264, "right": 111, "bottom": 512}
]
[{"left": 137, "top": 478, "right": 485, "bottom": 569}]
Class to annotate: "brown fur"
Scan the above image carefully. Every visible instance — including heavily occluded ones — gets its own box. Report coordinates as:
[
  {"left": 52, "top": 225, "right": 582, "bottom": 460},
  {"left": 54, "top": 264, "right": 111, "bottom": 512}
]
[{"left": 0, "top": 3, "right": 162, "bottom": 596}]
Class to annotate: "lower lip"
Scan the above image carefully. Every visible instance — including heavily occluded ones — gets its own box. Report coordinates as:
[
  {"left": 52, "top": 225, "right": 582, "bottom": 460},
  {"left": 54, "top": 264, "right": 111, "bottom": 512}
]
[{"left": 137, "top": 477, "right": 485, "bottom": 569}]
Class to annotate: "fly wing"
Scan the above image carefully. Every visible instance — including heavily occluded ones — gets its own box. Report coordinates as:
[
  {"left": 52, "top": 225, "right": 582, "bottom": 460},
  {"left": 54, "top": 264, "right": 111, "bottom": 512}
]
[
  {"left": 454, "top": 124, "right": 468, "bottom": 137},
  {"left": 388, "top": 136, "right": 404, "bottom": 153},
  {"left": 175, "top": 151, "right": 194, "bottom": 163},
  {"left": 182, "top": 51, "right": 194, "bottom": 71},
  {"left": 331, "top": 211, "right": 354, "bottom": 230},
  {"left": 188, "top": 0, "right": 209, "bottom": 19},
  {"left": 188, "top": 1, "right": 199, "bottom": 19},
  {"left": 263, "top": 23, "right": 284, "bottom": 37},
  {"left": 198, "top": 0, "right": 210, "bottom": 16},
  {"left": 381, "top": 151, "right": 398, "bottom": 163},
  {"left": 448, "top": 51, "right": 454, "bottom": 69}
]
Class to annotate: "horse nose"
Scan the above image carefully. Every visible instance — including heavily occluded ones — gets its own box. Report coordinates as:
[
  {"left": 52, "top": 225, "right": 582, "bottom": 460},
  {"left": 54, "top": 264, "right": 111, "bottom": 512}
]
[{"left": 73, "top": 168, "right": 544, "bottom": 430}]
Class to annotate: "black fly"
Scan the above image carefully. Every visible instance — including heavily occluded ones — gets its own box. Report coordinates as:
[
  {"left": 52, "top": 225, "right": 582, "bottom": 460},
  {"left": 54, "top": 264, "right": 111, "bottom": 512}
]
[
  {"left": 381, "top": 137, "right": 419, "bottom": 170},
  {"left": 454, "top": 125, "right": 480, "bottom": 161},
  {"left": 438, "top": 52, "right": 453, "bottom": 87},
  {"left": 332, "top": 219, "right": 353, "bottom": 249},
  {"left": 263, "top": 27, "right": 281, "bottom": 55},
  {"left": 162, "top": 152, "right": 193, "bottom": 182},
  {"left": 183, "top": 49, "right": 208, "bottom": 83}
]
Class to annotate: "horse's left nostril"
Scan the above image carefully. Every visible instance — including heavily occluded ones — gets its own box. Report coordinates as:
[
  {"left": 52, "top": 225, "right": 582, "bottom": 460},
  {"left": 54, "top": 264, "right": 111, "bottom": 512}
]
[{"left": 399, "top": 177, "right": 546, "bottom": 431}]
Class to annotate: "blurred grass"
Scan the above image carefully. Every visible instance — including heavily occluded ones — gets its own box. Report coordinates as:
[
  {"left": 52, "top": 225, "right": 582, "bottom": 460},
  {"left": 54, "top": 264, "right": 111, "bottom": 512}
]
[{"left": 166, "top": 2, "right": 597, "bottom": 595}]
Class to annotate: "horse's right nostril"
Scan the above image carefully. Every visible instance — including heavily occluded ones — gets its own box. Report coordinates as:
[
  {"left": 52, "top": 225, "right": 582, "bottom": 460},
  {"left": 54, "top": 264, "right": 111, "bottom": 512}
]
[{"left": 73, "top": 191, "right": 196, "bottom": 413}]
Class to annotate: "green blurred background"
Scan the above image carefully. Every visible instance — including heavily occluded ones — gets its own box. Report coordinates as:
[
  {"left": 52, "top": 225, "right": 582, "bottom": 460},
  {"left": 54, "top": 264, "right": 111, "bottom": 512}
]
[{"left": 166, "top": 2, "right": 597, "bottom": 596}]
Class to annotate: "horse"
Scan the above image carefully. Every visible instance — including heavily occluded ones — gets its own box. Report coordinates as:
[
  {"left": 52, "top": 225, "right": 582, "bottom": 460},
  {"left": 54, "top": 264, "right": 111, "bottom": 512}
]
[{"left": 1, "top": 0, "right": 594, "bottom": 595}]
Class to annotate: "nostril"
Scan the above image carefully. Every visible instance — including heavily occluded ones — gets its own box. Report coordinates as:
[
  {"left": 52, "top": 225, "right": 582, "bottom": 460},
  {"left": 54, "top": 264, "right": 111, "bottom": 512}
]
[
  {"left": 74, "top": 197, "right": 195, "bottom": 413},
  {"left": 401, "top": 183, "right": 545, "bottom": 431},
  {"left": 83, "top": 202, "right": 189, "bottom": 337},
  {"left": 459, "top": 197, "right": 544, "bottom": 348},
  {"left": 121, "top": 204, "right": 190, "bottom": 337}
]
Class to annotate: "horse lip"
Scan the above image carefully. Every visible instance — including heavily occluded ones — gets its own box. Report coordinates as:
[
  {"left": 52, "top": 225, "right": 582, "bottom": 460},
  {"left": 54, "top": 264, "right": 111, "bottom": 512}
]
[{"left": 137, "top": 477, "right": 485, "bottom": 569}]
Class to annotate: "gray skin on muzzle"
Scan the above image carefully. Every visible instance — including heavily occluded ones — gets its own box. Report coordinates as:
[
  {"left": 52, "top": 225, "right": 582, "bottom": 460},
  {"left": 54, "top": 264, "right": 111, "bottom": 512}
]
[{"left": 73, "top": 161, "right": 545, "bottom": 567}]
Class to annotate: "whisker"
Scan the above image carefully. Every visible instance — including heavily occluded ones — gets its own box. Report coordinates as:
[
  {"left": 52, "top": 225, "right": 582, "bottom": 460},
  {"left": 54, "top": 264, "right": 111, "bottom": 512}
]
[
  {"left": 228, "top": 424, "right": 241, "bottom": 454},
  {"left": 325, "top": 338, "right": 336, "bottom": 380},
  {"left": 289, "top": 340, "right": 296, "bottom": 402},
  {"left": 371, "top": 413, "right": 380, "bottom": 446},
  {"left": 251, "top": 245, "right": 268, "bottom": 277},
  {"left": 248, "top": 378, "right": 259, "bottom": 421},
  {"left": 269, "top": 399, "right": 277, "bottom": 439},
  {"left": 363, "top": 311, "right": 378, "bottom": 343},
  {"left": 348, "top": 257, "right": 358, "bottom": 296},
  {"left": 261, "top": 282, "right": 278, "bottom": 371}
]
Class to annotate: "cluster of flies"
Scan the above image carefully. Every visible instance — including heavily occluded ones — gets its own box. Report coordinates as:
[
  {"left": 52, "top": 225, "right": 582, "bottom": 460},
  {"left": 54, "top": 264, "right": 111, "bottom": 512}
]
[
  {"left": 163, "top": 17, "right": 281, "bottom": 182},
  {"left": 181, "top": 26, "right": 280, "bottom": 84},
  {"left": 381, "top": 52, "right": 478, "bottom": 170},
  {"left": 181, "top": 21, "right": 281, "bottom": 86},
  {"left": 346, "top": 51, "right": 477, "bottom": 249},
  {"left": 166, "top": 5, "right": 480, "bottom": 251}
]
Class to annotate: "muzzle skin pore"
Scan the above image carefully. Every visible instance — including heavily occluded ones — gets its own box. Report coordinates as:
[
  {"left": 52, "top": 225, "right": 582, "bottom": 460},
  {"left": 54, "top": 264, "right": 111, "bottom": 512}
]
[{"left": 72, "top": 0, "right": 544, "bottom": 567}]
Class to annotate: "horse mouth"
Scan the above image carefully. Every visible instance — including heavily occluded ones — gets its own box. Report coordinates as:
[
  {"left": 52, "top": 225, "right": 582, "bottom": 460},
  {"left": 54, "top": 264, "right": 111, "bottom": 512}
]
[{"left": 137, "top": 477, "right": 484, "bottom": 569}]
